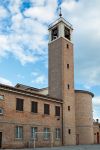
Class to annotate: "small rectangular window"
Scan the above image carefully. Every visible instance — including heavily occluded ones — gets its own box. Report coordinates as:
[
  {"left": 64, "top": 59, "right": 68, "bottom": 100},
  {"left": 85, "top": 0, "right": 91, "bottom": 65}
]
[
  {"left": 16, "top": 126, "right": 23, "bottom": 139},
  {"left": 68, "top": 129, "right": 71, "bottom": 134},
  {"left": 67, "top": 64, "right": 69, "bottom": 69},
  {"left": 31, "top": 127, "right": 37, "bottom": 139},
  {"left": 44, "top": 128, "right": 50, "bottom": 140},
  {"left": 55, "top": 106, "right": 60, "bottom": 116},
  {"left": 52, "top": 27, "right": 58, "bottom": 41},
  {"left": 31, "top": 101, "right": 38, "bottom": 113},
  {"left": 16, "top": 98, "right": 24, "bottom": 111},
  {"left": 0, "top": 95, "right": 4, "bottom": 100},
  {"left": 66, "top": 44, "right": 69, "bottom": 49},
  {"left": 0, "top": 108, "right": 3, "bottom": 114},
  {"left": 67, "top": 84, "right": 70, "bottom": 89},
  {"left": 64, "top": 26, "right": 70, "bottom": 40},
  {"left": 55, "top": 128, "right": 61, "bottom": 139},
  {"left": 44, "top": 104, "right": 50, "bottom": 115},
  {"left": 68, "top": 106, "right": 70, "bottom": 111}
]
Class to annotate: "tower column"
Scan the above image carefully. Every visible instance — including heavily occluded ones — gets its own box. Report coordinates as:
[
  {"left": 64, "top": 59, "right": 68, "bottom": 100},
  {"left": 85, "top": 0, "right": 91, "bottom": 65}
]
[{"left": 48, "top": 17, "right": 76, "bottom": 145}]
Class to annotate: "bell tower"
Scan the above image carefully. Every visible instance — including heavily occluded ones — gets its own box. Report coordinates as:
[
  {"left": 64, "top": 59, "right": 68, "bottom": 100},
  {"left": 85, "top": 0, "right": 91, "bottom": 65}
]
[{"left": 48, "top": 16, "right": 76, "bottom": 145}]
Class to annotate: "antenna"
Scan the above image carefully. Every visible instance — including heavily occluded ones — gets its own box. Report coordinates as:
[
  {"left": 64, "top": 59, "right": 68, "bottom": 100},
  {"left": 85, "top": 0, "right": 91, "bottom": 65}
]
[{"left": 59, "top": 7, "right": 62, "bottom": 17}]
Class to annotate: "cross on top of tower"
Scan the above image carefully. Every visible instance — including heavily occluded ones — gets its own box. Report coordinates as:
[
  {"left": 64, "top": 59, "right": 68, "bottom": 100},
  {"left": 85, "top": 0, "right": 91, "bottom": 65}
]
[{"left": 58, "top": 7, "right": 62, "bottom": 17}]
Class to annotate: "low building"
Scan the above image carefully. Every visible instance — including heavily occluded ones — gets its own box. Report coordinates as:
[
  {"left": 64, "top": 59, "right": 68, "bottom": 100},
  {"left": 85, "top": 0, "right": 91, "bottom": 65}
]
[{"left": 93, "top": 119, "right": 100, "bottom": 144}]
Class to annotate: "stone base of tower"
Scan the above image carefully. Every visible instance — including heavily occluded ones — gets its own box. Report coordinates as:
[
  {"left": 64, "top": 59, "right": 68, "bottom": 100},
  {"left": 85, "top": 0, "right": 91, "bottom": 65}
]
[
  {"left": 76, "top": 127, "right": 94, "bottom": 145},
  {"left": 63, "top": 127, "right": 76, "bottom": 145}
]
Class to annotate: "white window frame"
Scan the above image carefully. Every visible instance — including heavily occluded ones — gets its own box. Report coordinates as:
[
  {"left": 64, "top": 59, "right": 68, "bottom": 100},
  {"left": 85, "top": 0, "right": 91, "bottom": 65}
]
[
  {"left": 56, "top": 128, "right": 61, "bottom": 139},
  {"left": 0, "top": 95, "right": 4, "bottom": 100},
  {"left": 0, "top": 108, "right": 3, "bottom": 114},
  {"left": 44, "top": 128, "right": 50, "bottom": 140},
  {"left": 16, "top": 126, "right": 23, "bottom": 139},
  {"left": 31, "top": 127, "right": 37, "bottom": 139}
]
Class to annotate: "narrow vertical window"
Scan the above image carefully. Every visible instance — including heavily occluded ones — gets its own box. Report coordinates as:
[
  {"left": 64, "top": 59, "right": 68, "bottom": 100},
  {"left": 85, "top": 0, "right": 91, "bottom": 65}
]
[
  {"left": 66, "top": 44, "right": 69, "bottom": 49},
  {"left": 31, "top": 101, "right": 38, "bottom": 113},
  {"left": 52, "top": 27, "right": 58, "bottom": 40},
  {"left": 16, "top": 98, "right": 24, "bottom": 111},
  {"left": 67, "top": 84, "right": 70, "bottom": 89},
  {"left": 31, "top": 127, "right": 37, "bottom": 139},
  {"left": 55, "top": 106, "right": 60, "bottom": 116},
  {"left": 44, "top": 104, "right": 50, "bottom": 115},
  {"left": 44, "top": 128, "right": 50, "bottom": 140},
  {"left": 56, "top": 128, "right": 61, "bottom": 139},
  {"left": 16, "top": 126, "right": 23, "bottom": 139},
  {"left": 68, "top": 129, "right": 71, "bottom": 134},
  {"left": 67, "top": 64, "right": 69, "bottom": 69},
  {"left": 64, "top": 26, "right": 70, "bottom": 40},
  {"left": 68, "top": 106, "right": 70, "bottom": 111}
]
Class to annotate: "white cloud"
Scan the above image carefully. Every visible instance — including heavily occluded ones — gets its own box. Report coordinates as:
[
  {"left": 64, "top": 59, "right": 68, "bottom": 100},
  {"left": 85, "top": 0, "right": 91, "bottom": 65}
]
[
  {"left": 31, "top": 71, "right": 47, "bottom": 85},
  {"left": 31, "top": 0, "right": 46, "bottom": 6},
  {"left": 62, "top": 0, "right": 79, "bottom": 12},
  {"left": 32, "top": 75, "right": 46, "bottom": 84},
  {"left": 0, "top": 77, "right": 13, "bottom": 86},
  {"left": 0, "top": 6, "right": 8, "bottom": 19},
  {"left": 92, "top": 96, "right": 100, "bottom": 120},
  {"left": 0, "top": 12, "right": 48, "bottom": 64},
  {"left": 24, "top": 0, "right": 57, "bottom": 23},
  {"left": 0, "top": 0, "right": 57, "bottom": 65},
  {"left": 93, "top": 96, "right": 100, "bottom": 106},
  {"left": 0, "top": 35, "right": 10, "bottom": 57},
  {"left": 8, "top": 0, "right": 21, "bottom": 14},
  {"left": 77, "top": 67, "right": 100, "bottom": 90},
  {"left": 31, "top": 72, "right": 38, "bottom": 77}
]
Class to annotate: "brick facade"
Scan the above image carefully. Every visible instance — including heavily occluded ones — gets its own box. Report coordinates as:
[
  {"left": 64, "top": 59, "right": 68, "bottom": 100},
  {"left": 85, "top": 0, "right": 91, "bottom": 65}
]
[{"left": 0, "top": 85, "right": 62, "bottom": 148}]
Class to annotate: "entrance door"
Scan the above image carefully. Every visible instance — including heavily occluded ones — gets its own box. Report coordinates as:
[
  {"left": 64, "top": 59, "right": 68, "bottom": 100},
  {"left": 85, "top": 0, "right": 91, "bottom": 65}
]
[
  {"left": 0, "top": 132, "right": 2, "bottom": 148},
  {"left": 97, "top": 132, "right": 99, "bottom": 144},
  {"left": 76, "top": 134, "right": 79, "bottom": 145}
]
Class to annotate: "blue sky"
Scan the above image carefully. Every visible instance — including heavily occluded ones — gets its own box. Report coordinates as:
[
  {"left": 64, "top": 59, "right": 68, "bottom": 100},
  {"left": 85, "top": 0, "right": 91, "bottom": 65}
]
[{"left": 0, "top": 0, "right": 100, "bottom": 120}]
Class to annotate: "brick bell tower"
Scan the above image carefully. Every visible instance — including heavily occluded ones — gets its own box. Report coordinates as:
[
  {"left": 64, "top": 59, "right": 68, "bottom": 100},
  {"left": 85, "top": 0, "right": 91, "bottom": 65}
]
[{"left": 48, "top": 14, "right": 76, "bottom": 145}]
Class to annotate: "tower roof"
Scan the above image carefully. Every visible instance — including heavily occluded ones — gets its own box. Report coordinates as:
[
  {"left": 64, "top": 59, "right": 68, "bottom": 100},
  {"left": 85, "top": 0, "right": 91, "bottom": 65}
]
[{"left": 48, "top": 17, "right": 73, "bottom": 30}]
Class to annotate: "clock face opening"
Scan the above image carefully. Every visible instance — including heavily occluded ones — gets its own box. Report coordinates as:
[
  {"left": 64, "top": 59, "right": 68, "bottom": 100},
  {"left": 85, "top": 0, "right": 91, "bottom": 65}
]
[
  {"left": 64, "top": 26, "right": 70, "bottom": 40},
  {"left": 51, "top": 27, "right": 58, "bottom": 41}
]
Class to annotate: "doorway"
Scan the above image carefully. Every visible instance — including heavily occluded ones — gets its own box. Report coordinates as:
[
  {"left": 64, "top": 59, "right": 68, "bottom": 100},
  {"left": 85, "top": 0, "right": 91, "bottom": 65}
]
[
  {"left": 0, "top": 132, "right": 2, "bottom": 148},
  {"left": 76, "top": 134, "right": 79, "bottom": 145},
  {"left": 97, "top": 132, "right": 99, "bottom": 144}
]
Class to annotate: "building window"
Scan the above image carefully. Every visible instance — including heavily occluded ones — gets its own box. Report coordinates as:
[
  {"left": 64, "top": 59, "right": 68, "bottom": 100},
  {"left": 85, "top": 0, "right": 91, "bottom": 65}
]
[
  {"left": 68, "top": 129, "right": 71, "bottom": 134},
  {"left": 55, "top": 106, "right": 60, "bottom": 116},
  {"left": 16, "top": 126, "right": 23, "bottom": 139},
  {"left": 51, "top": 27, "right": 58, "bottom": 41},
  {"left": 44, "top": 104, "right": 50, "bottom": 115},
  {"left": 66, "top": 44, "right": 69, "bottom": 49},
  {"left": 55, "top": 128, "right": 61, "bottom": 139},
  {"left": 31, "top": 127, "right": 37, "bottom": 139},
  {"left": 67, "top": 84, "right": 70, "bottom": 89},
  {"left": 31, "top": 101, "right": 38, "bottom": 113},
  {"left": 64, "top": 26, "right": 70, "bottom": 40},
  {"left": 68, "top": 106, "right": 70, "bottom": 111},
  {"left": 67, "top": 64, "right": 69, "bottom": 69},
  {"left": 44, "top": 128, "right": 50, "bottom": 140},
  {"left": 0, "top": 95, "right": 4, "bottom": 100},
  {"left": 16, "top": 98, "right": 24, "bottom": 111},
  {"left": 0, "top": 108, "right": 3, "bottom": 114}
]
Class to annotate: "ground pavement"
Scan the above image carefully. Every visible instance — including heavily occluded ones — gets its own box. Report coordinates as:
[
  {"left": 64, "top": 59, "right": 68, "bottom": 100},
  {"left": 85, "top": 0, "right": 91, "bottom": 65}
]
[{"left": 3, "top": 144, "right": 100, "bottom": 150}]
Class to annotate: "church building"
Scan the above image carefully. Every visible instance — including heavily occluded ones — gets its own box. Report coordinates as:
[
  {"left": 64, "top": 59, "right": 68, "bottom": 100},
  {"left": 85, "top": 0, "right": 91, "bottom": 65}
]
[{"left": 0, "top": 15, "right": 99, "bottom": 148}]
